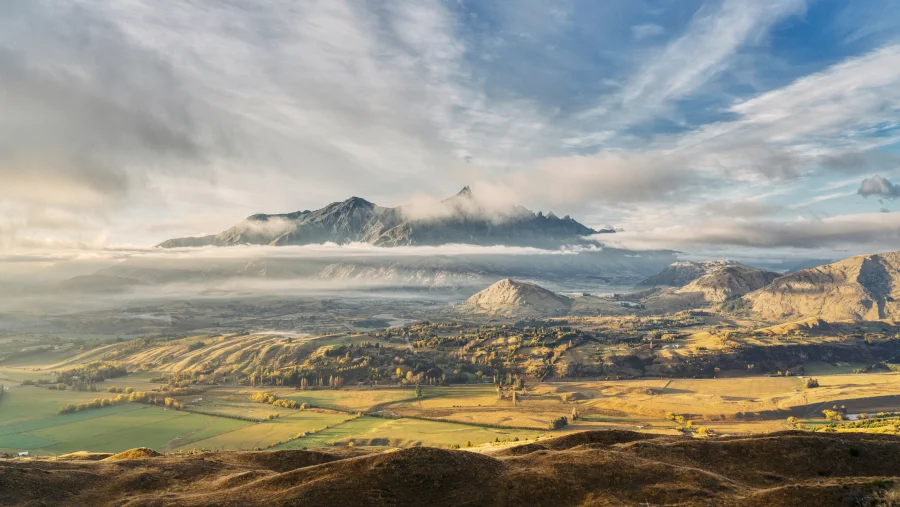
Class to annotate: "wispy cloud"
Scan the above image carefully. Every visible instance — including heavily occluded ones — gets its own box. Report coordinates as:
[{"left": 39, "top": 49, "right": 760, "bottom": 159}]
[
  {"left": 582, "top": 0, "right": 806, "bottom": 127},
  {"left": 3, "top": 0, "right": 900, "bottom": 259}
]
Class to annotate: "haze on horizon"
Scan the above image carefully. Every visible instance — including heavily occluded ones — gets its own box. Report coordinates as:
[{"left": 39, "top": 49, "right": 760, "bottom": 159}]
[{"left": 2, "top": 0, "right": 900, "bottom": 261}]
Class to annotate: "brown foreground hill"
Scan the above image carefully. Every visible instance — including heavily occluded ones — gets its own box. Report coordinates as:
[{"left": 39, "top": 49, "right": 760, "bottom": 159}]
[{"left": 4, "top": 430, "right": 900, "bottom": 507}]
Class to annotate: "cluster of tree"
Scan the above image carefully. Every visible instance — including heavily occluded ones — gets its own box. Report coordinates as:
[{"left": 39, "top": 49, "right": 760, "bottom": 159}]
[
  {"left": 59, "top": 395, "right": 130, "bottom": 414},
  {"left": 158, "top": 385, "right": 206, "bottom": 396},
  {"left": 822, "top": 410, "right": 844, "bottom": 422},
  {"left": 58, "top": 391, "right": 184, "bottom": 415},
  {"left": 249, "top": 392, "right": 306, "bottom": 410},
  {"left": 107, "top": 386, "right": 135, "bottom": 394},
  {"left": 805, "top": 378, "right": 820, "bottom": 388},
  {"left": 549, "top": 416, "right": 569, "bottom": 430},
  {"left": 22, "top": 378, "right": 100, "bottom": 391},
  {"left": 56, "top": 362, "right": 128, "bottom": 387},
  {"left": 822, "top": 404, "right": 848, "bottom": 422}
]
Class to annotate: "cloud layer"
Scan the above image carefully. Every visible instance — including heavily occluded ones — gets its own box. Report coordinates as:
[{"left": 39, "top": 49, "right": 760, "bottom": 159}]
[{"left": 2, "top": 0, "right": 900, "bottom": 258}]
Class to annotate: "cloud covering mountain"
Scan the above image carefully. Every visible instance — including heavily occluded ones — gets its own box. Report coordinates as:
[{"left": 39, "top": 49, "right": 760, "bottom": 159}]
[
  {"left": 3, "top": 1, "right": 900, "bottom": 257},
  {"left": 158, "top": 187, "right": 607, "bottom": 249}
]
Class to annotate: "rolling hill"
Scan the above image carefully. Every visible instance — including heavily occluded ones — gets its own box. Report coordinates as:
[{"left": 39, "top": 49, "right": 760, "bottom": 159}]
[
  {"left": 676, "top": 265, "right": 781, "bottom": 303},
  {"left": 4, "top": 431, "right": 900, "bottom": 506},
  {"left": 638, "top": 260, "right": 742, "bottom": 287}
]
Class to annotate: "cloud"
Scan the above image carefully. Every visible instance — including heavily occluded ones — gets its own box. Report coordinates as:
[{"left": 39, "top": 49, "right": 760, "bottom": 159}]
[
  {"left": 0, "top": 0, "right": 554, "bottom": 243},
  {"left": 583, "top": 0, "right": 805, "bottom": 125},
  {"left": 631, "top": 24, "right": 665, "bottom": 40},
  {"left": 701, "top": 200, "right": 785, "bottom": 218},
  {"left": 0, "top": 2, "right": 216, "bottom": 210},
  {"left": 858, "top": 175, "right": 900, "bottom": 199},
  {"left": 604, "top": 212, "right": 900, "bottom": 251},
  {"left": 679, "top": 44, "right": 900, "bottom": 175},
  {"left": 3, "top": 0, "right": 899, "bottom": 258}
]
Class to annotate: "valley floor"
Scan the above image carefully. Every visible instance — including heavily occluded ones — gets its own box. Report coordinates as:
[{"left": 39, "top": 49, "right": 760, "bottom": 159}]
[{"left": 5, "top": 366, "right": 900, "bottom": 456}]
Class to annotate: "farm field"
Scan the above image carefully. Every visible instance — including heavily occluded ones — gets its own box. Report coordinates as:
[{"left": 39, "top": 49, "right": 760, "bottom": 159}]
[
  {"left": 283, "top": 387, "right": 416, "bottom": 412},
  {"left": 6, "top": 366, "right": 900, "bottom": 456},
  {"left": 0, "top": 367, "right": 54, "bottom": 384},
  {"left": 273, "top": 415, "right": 536, "bottom": 450},
  {"left": 0, "top": 385, "right": 127, "bottom": 426},
  {"left": 178, "top": 410, "right": 352, "bottom": 451},
  {"left": 0, "top": 393, "right": 250, "bottom": 456}
]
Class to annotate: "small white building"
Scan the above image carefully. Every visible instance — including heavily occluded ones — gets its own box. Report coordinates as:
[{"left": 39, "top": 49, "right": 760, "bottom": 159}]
[{"left": 17, "top": 451, "right": 29, "bottom": 457}]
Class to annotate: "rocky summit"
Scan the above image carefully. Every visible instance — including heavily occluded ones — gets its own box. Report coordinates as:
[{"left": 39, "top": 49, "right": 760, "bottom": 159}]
[{"left": 157, "top": 187, "right": 609, "bottom": 249}]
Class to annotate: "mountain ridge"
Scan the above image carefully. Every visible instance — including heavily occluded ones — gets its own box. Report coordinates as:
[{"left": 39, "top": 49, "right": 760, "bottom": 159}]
[
  {"left": 676, "top": 265, "right": 781, "bottom": 303},
  {"left": 744, "top": 251, "right": 900, "bottom": 321},
  {"left": 638, "top": 260, "right": 744, "bottom": 287},
  {"left": 157, "top": 188, "right": 611, "bottom": 249}
]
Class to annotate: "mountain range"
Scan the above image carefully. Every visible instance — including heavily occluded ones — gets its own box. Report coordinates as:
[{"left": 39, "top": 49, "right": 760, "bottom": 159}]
[
  {"left": 641, "top": 252, "right": 900, "bottom": 321},
  {"left": 158, "top": 187, "right": 611, "bottom": 249}
]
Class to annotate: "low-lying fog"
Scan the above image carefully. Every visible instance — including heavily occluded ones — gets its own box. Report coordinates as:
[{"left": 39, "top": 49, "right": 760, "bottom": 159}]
[{"left": 0, "top": 243, "right": 672, "bottom": 315}]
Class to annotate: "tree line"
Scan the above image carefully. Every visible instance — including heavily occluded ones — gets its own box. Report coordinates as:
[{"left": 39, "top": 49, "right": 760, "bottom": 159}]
[{"left": 58, "top": 391, "right": 184, "bottom": 415}]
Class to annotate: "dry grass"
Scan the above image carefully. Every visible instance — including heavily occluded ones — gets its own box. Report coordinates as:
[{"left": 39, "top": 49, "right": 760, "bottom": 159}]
[
  {"left": 4, "top": 431, "right": 900, "bottom": 507},
  {"left": 102, "top": 447, "right": 160, "bottom": 460}
]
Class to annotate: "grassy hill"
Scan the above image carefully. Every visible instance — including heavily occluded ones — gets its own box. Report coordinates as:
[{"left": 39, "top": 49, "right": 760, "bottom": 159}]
[{"left": 4, "top": 431, "right": 900, "bottom": 506}]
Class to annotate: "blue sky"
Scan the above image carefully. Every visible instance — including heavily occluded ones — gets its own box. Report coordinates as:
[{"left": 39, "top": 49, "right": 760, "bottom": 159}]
[{"left": 1, "top": 0, "right": 900, "bottom": 260}]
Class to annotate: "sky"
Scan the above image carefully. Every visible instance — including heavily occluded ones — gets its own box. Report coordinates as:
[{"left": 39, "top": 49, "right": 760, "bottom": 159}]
[{"left": 2, "top": 0, "right": 900, "bottom": 260}]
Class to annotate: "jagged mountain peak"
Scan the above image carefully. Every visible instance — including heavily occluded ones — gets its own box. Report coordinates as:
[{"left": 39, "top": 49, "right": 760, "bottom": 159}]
[{"left": 157, "top": 188, "right": 610, "bottom": 249}]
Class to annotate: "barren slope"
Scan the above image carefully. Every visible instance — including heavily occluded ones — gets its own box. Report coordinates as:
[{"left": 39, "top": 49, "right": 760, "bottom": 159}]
[
  {"left": 745, "top": 252, "right": 900, "bottom": 321},
  {"left": 639, "top": 260, "right": 742, "bottom": 287},
  {"left": 677, "top": 265, "right": 780, "bottom": 303},
  {"left": 462, "top": 279, "right": 572, "bottom": 316}
]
